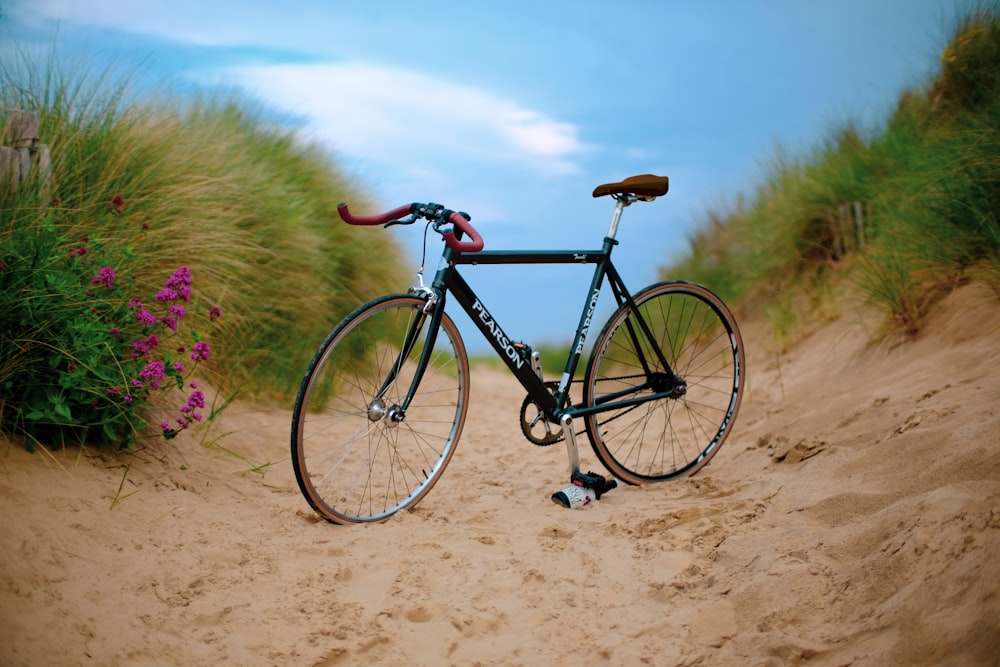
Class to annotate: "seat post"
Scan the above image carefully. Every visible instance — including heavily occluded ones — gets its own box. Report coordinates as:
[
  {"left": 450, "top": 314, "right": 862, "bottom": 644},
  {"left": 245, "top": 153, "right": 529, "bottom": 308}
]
[{"left": 606, "top": 196, "right": 632, "bottom": 240}]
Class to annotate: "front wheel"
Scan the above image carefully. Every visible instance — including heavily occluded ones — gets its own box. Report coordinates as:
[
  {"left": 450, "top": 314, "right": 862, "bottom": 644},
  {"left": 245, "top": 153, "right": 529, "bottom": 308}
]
[
  {"left": 583, "top": 281, "right": 744, "bottom": 484},
  {"left": 290, "top": 295, "right": 470, "bottom": 524}
]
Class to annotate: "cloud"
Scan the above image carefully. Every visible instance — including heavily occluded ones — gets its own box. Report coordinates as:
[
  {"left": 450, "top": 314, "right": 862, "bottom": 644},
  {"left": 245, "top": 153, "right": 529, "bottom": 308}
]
[
  {"left": 12, "top": 2, "right": 591, "bottom": 177},
  {"left": 9, "top": 0, "right": 263, "bottom": 46},
  {"left": 219, "top": 61, "right": 589, "bottom": 177}
]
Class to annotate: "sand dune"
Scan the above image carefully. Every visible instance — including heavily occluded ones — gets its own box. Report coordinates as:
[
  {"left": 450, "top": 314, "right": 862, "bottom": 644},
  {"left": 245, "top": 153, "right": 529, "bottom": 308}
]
[{"left": 2, "top": 283, "right": 998, "bottom": 666}]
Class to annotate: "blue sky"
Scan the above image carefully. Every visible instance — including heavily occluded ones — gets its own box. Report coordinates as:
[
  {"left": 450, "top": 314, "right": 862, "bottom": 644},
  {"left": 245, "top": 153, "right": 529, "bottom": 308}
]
[{"left": 3, "top": 0, "right": 973, "bottom": 352}]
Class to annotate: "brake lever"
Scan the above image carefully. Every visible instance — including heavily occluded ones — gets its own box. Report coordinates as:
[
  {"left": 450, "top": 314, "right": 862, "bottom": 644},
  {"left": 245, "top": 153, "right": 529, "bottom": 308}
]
[{"left": 384, "top": 214, "right": 419, "bottom": 228}]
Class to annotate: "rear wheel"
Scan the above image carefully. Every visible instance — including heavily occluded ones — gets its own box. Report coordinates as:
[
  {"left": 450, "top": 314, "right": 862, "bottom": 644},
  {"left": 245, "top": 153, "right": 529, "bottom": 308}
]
[
  {"left": 583, "top": 281, "right": 744, "bottom": 484},
  {"left": 291, "top": 295, "right": 469, "bottom": 523}
]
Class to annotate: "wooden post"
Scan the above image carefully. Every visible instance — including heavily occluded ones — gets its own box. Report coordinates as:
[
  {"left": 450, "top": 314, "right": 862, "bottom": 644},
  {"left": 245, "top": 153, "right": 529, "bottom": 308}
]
[
  {"left": 0, "top": 145, "right": 15, "bottom": 191},
  {"left": 853, "top": 201, "right": 866, "bottom": 249},
  {"left": 1, "top": 109, "right": 52, "bottom": 200},
  {"left": 4, "top": 109, "right": 40, "bottom": 148},
  {"left": 835, "top": 204, "right": 849, "bottom": 258}
]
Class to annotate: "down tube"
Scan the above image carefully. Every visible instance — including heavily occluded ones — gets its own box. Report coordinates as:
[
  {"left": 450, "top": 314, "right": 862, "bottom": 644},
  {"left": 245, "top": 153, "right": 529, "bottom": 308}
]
[{"left": 446, "top": 269, "right": 557, "bottom": 414}]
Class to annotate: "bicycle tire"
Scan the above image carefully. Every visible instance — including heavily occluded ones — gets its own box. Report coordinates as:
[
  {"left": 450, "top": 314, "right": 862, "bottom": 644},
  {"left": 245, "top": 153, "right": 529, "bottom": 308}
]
[
  {"left": 291, "top": 294, "right": 470, "bottom": 523},
  {"left": 583, "top": 281, "right": 744, "bottom": 484}
]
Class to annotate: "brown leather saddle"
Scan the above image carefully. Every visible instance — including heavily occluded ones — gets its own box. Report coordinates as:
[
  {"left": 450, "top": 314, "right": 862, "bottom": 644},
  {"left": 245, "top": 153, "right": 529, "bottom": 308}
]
[{"left": 592, "top": 174, "right": 669, "bottom": 199}]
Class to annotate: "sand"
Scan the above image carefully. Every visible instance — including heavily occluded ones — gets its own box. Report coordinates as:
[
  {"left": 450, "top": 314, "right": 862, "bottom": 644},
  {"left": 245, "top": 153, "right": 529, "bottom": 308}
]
[{"left": 2, "top": 283, "right": 999, "bottom": 666}]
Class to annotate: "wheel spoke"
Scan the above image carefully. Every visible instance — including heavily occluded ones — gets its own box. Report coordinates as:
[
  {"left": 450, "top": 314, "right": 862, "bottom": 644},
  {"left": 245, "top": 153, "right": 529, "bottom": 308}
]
[
  {"left": 291, "top": 296, "right": 469, "bottom": 523},
  {"left": 584, "top": 282, "right": 744, "bottom": 483}
]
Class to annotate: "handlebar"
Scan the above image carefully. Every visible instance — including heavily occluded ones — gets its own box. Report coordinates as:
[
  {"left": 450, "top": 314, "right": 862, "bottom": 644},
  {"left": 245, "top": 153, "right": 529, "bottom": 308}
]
[{"left": 337, "top": 202, "right": 484, "bottom": 253}]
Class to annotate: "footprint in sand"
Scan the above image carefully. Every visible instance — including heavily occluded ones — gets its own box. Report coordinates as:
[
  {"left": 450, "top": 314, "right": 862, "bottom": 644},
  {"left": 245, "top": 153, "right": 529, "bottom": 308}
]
[{"left": 403, "top": 604, "right": 437, "bottom": 623}]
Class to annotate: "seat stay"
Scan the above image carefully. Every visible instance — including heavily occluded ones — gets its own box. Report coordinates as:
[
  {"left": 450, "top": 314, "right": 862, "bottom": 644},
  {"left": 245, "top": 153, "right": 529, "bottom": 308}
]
[{"left": 602, "top": 261, "right": 682, "bottom": 387}]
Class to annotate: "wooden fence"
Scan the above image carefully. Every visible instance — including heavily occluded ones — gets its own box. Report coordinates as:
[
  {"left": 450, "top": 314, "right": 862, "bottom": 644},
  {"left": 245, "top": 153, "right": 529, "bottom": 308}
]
[
  {"left": 0, "top": 109, "right": 51, "bottom": 198},
  {"left": 835, "top": 201, "right": 867, "bottom": 256}
]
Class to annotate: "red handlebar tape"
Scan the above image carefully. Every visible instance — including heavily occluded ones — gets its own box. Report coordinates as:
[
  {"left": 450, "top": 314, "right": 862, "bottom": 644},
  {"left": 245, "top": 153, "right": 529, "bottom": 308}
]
[
  {"left": 337, "top": 203, "right": 483, "bottom": 253},
  {"left": 336, "top": 202, "right": 413, "bottom": 226}
]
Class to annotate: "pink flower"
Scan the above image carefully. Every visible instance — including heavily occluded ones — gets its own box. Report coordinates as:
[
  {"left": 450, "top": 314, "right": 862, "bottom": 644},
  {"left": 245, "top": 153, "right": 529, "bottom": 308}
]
[
  {"left": 190, "top": 341, "right": 211, "bottom": 362},
  {"left": 155, "top": 288, "right": 178, "bottom": 302},
  {"left": 139, "top": 360, "right": 165, "bottom": 389},
  {"left": 135, "top": 309, "right": 156, "bottom": 326},
  {"left": 209, "top": 306, "right": 222, "bottom": 322},
  {"left": 90, "top": 266, "right": 116, "bottom": 289},
  {"left": 165, "top": 266, "right": 191, "bottom": 289}
]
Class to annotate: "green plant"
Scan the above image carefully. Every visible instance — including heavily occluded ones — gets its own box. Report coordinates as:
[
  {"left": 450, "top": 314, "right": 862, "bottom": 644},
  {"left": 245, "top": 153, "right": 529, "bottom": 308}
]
[
  {"left": 660, "top": 4, "right": 1000, "bottom": 337},
  {"left": 934, "top": 6, "right": 1000, "bottom": 113},
  {"left": 0, "top": 195, "right": 221, "bottom": 449},
  {"left": 0, "top": 34, "right": 408, "bottom": 411}
]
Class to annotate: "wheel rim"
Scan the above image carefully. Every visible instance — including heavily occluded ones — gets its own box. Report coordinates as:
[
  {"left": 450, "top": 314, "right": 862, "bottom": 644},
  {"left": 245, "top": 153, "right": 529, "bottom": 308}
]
[
  {"left": 585, "top": 284, "right": 743, "bottom": 483},
  {"left": 293, "top": 298, "right": 468, "bottom": 523}
]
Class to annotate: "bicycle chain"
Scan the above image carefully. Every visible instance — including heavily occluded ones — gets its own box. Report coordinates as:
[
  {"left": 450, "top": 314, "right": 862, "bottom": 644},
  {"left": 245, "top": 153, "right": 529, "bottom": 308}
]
[{"left": 519, "top": 375, "right": 646, "bottom": 447}]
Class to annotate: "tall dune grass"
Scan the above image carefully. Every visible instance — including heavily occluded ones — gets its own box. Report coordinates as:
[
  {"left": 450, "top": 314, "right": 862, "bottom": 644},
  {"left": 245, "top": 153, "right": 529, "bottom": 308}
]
[
  {"left": 0, "top": 39, "right": 406, "bottom": 446},
  {"left": 666, "top": 4, "right": 1000, "bottom": 338}
]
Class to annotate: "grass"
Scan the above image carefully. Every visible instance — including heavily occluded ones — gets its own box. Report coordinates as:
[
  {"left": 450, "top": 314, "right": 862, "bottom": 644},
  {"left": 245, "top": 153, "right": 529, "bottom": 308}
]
[
  {"left": 2, "top": 5, "right": 999, "bottom": 450},
  {"left": 0, "top": 34, "right": 407, "bottom": 448},
  {"left": 663, "top": 3, "right": 1000, "bottom": 339}
]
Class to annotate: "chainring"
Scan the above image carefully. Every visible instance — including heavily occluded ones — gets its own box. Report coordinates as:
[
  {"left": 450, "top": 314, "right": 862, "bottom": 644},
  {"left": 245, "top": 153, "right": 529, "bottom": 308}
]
[{"left": 519, "top": 385, "right": 563, "bottom": 446}]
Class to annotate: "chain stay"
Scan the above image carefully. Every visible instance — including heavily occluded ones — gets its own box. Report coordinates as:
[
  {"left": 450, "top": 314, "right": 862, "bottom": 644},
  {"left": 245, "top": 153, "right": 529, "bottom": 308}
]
[{"left": 519, "top": 374, "right": 650, "bottom": 447}]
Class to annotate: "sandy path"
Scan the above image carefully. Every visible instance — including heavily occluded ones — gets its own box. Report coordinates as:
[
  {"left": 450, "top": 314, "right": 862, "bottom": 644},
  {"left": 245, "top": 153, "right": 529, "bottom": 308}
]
[{"left": 2, "top": 284, "right": 998, "bottom": 666}]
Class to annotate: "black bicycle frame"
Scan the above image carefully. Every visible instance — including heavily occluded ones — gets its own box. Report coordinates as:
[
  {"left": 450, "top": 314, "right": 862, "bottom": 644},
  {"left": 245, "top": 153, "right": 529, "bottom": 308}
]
[{"left": 403, "top": 235, "right": 681, "bottom": 422}]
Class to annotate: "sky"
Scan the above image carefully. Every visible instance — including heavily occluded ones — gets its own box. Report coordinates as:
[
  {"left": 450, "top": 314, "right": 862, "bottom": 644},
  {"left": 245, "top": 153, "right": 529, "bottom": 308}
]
[{"left": 2, "top": 0, "right": 976, "bottom": 353}]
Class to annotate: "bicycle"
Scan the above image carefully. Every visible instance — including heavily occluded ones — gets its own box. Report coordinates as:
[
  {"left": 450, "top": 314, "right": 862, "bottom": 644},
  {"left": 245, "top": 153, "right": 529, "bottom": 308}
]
[{"left": 290, "top": 174, "right": 745, "bottom": 524}]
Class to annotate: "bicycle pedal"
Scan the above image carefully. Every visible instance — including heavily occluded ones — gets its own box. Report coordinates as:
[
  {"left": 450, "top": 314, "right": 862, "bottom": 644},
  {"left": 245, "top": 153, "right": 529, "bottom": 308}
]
[
  {"left": 571, "top": 470, "right": 606, "bottom": 488},
  {"left": 570, "top": 470, "right": 618, "bottom": 499}
]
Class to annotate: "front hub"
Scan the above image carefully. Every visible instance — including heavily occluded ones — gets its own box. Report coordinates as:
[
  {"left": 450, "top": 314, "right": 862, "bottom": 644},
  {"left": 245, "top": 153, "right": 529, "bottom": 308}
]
[
  {"left": 367, "top": 400, "right": 405, "bottom": 424},
  {"left": 367, "top": 399, "right": 387, "bottom": 422}
]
